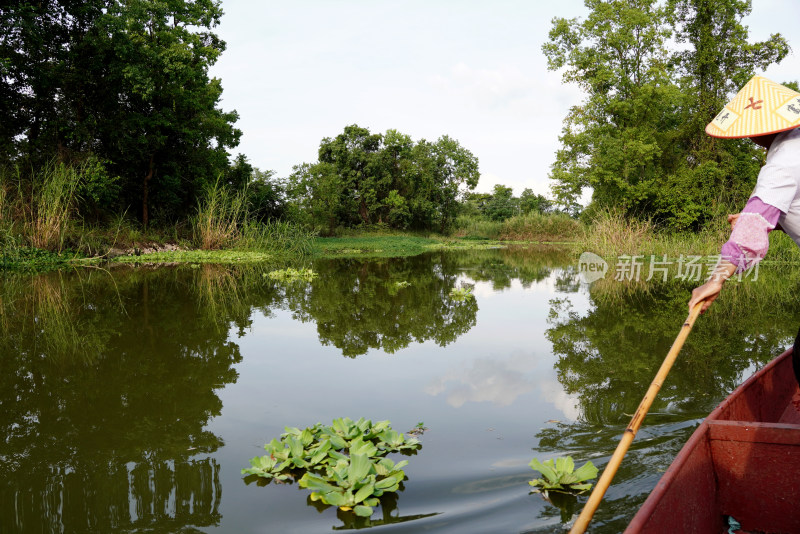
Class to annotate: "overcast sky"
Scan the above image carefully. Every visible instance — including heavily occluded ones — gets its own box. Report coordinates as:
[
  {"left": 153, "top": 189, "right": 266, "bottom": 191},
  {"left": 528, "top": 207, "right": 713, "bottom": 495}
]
[{"left": 210, "top": 0, "right": 800, "bottom": 198}]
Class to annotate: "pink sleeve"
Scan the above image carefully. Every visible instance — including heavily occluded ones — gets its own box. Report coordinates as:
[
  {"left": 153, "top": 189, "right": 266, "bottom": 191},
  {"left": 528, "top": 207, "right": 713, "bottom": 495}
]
[{"left": 720, "top": 196, "right": 782, "bottom": 272}]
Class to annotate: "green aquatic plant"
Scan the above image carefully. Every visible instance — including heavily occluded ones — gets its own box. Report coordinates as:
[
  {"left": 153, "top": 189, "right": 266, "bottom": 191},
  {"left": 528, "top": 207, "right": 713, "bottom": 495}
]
[
  {"left": 300, "top": 451, "right": 408, "bottom": 517},
  {"left": 528, "top": 456, "right": 598, "bottom": 494},
  {"left": 266, "top": 267, "right": 316, "bottom": 283},
  {"left": 243, "top": 418, "right": 422, "bottom": 517},
  {"left": 449, "top": 286, "right": 474, "bottom": 302}
]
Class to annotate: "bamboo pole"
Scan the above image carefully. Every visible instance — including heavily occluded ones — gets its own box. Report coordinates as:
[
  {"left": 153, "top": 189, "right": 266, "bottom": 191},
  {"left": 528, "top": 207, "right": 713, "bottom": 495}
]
[{"left": 569, "top": 302, "right": 704, "bottom": 534}]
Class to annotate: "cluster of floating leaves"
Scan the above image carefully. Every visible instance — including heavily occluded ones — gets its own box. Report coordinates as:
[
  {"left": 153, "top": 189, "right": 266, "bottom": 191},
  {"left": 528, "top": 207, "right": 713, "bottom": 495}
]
[
  {"left": 529, "top": 456, "right": 598, "bottom": 494},
  {"left": 243, "top": 418, "right": 421, "bottom": 517},
  {"left": 265, "top": 267, "right": 316, "bottom": 283}
]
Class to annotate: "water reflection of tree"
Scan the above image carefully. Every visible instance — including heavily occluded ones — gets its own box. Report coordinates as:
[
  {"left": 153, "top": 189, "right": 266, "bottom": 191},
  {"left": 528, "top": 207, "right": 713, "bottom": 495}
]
[
  {"left": 269, "top": 247, "right": 577, "bottom": 357},
  {"left": 546, "top": 272, "right": 800, "bottom": 424},
  {"left": 536, "top": 271, "right": 800, "bottom": 532},
  {"left": 0, "top": 266, "right": 280, "bottom": 533},
  {"left": 447, "top": 246, "right": 573, "bottom": 290},
  {"left": 279, "top": 254, "right": 479, "bottom": 357}
]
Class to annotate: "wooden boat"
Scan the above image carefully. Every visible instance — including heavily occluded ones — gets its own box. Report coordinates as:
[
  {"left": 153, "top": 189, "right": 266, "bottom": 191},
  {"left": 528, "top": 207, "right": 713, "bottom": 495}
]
[{"left": 626, "top": 347, "right": 800, "bottom": 534}]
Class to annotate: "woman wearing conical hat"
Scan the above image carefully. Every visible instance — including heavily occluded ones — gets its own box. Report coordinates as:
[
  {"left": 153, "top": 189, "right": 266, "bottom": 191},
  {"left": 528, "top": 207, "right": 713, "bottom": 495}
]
[{"left": 689, "top": 75, "right": 800, "bottom": 383}]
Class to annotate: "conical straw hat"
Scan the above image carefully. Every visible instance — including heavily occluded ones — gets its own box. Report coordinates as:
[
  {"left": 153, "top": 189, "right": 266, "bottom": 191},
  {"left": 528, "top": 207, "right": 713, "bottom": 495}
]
[{"left": 706, "top": 75, "right": 800, "bottom": 138}]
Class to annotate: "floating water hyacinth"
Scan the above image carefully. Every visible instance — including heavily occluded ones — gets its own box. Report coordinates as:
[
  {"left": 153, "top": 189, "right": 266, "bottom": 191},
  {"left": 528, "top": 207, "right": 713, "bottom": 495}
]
[
  {"left": 243, "top": 418, "right": 422, "bottom": 517},
  {"left": 528, "top": 456, "right": 598, "bottom": 494}
]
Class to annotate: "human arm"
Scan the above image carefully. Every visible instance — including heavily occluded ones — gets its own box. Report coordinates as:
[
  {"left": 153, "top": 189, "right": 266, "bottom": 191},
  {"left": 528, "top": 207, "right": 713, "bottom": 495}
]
[{"left": 689, "top": 196, "right": 782, "bottom": 313}]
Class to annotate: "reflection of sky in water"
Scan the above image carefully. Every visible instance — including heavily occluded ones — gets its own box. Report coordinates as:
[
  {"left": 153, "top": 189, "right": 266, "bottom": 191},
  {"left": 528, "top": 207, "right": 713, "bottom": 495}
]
[
  {"left": 424, "top": 351, "right": 580, "bottom": 421},
  {"left": 425, "top": 276, "right": 583, "bottom": 420},
  {"left": 425, "top": 352, "right": 537, "bottom": 407}
]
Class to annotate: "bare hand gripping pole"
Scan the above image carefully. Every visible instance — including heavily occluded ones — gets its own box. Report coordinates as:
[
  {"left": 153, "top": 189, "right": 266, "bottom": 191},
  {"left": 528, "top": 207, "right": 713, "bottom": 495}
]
[{"left": 569, "top": 302, "right": 704, "bottom": 534}]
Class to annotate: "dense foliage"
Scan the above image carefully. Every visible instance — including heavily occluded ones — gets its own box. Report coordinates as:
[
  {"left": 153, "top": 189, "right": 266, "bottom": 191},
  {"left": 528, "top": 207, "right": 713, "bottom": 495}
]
[
  {"left": 286, "top": 125, "right": 480, "bottom": 234},
  {"left": 545, "top": 0, "right": 791, "bottom": 229},
  {"left": 463, "top": 185, "right": 553, "bottom": 221},
  {"left": 1, "top": 0, "right": 245, "bottom": 226},
  {"left": 2, "top": 0, "right": 796, "bottom": 251}
]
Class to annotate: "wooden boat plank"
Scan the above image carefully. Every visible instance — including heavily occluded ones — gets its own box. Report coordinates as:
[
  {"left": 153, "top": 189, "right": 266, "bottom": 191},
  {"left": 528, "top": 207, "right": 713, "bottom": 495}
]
[
  {"left": 710, "top": 425, "right": 800, "bottom": 533},
  {"left": 708, "top": 419, "right": 800, "bottom": 445},
  {"left": 624, "top": 426, "right": 723, "bottom": 534}
]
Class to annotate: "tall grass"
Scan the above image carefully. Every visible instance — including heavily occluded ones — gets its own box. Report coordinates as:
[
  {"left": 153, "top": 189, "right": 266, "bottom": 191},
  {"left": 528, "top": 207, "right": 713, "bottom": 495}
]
[
  {"left": 0, "top": 162, "right": 81, "bottom": 253},
  {"left": 193, "top": 179, "right": 315, "bottom": 256},
  {"left": 239, "top": 220, "right": 315, "bottom": 256},
  {"left": 453, "top": 215, "right": 504, "bottom": 239},
  {"left": 499, "top": 212, "right": 584, "bottom": 242},
  {"left": 582, "top": 209, "right": 656, "bottom": 256},
  {"left": 25, "top": 161, "right": 81, "bottom": 251},
  {"left": 580, "top": 208, "right": 800, "bottom": 263},
  {"left": 192, "top": 179, "right": 249, "bottom": 250},
  {"left": 454, "top": 212, "right": 583, "bottom": 242},
  {"left": 0, "top": 169, "right": 17, "bottom": 252}
]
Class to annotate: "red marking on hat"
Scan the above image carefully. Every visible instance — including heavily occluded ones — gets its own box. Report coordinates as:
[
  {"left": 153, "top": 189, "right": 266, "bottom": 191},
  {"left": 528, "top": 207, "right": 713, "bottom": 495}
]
[{"left": 744, "top": 97, "right": 763, "bottom": 110}]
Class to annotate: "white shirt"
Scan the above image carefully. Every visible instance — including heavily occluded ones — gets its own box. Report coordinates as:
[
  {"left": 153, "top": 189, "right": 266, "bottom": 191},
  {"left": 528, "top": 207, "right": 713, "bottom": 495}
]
[{"left": 751, "top": 128, "right": 800, "bottom": 246}]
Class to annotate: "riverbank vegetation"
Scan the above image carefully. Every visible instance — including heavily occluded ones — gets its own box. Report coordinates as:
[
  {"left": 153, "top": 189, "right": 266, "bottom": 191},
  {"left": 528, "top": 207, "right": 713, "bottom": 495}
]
[{"left": 2, "top": 0, "right": 799, "bottom": 272}]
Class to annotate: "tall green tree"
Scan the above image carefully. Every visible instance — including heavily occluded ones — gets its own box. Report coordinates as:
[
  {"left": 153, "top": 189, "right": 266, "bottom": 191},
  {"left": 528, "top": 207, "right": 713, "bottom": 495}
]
[
  {"left": 484, "top": 184, "right": 517, "bottom": 221},
  {"left": 656, "top": 0, "right": 790, "bottom": 227},
  {"left": 1, "top": 0, "right": 241, "bottom": 224},
  {"left": 669, "top": 0, "right": 789, "bottom": 156},
  {"left": 379, "top": 129, "right": 415, "bottom": 228},
  {"left": 519, "top": 188, "right": 552, "bottom": 215},
  {"left": 544, "top": 0, "right": 677, "bottom": 217},
  {"left": 287, "top": 162, "right": 342, "bottom": 234},
  {"left": 317, "top": 124, "right": 385, "bottom": 226},
  {"left": 544, "top": 0, "right": 789, "bottom": 229},
  {"left": 99, "top": 0, "right": 240, "bottom": 224},
  {"left": 419, "top": 135, "right": 480, "bottom": 232},
  {"left": 287, "top": 125, "right": 479, "bottom": 234}
]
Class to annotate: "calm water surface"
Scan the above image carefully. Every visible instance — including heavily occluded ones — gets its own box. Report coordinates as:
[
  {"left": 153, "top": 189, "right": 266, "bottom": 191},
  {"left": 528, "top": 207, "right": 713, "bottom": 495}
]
[{"left": 1, "top": 248, "right": 797, "bottom": 533}]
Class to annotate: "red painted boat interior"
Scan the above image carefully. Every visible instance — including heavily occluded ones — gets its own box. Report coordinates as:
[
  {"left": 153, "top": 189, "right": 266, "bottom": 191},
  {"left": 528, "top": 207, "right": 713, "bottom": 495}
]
[{"left": 625, "top": 349, "right": 800, "bottom": 534}]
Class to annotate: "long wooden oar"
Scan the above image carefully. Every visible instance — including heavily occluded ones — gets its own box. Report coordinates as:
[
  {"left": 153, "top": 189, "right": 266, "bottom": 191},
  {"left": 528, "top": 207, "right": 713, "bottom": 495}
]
[{"left": 569, "top": 301, "right": 704, "bottom": 534}]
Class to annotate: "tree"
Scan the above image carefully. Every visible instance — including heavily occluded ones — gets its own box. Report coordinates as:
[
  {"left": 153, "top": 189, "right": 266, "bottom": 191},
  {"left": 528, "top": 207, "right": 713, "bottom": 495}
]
[
  {"left": 544, "top": 0, "right": 790, "bottom": 229},
  {"left": 484, "top": 184, "right": 517, "bottom": 221},
  {"left": 519, "top": 188, "right": 552, "bottom": 215},
  {"left": 657, "top": 0, "right": 790, "bottom": 228},
  {"left": 1, "top": 0, "right": 241, "bottom": 225},
  {"left": 287, "top": 162, "right": 342, "bottom": 234},
  {"left": 544, "top": 0, "right": 677, "bottom": 219},
  {"left": 318, "top": 124, "right": 384, "bottom": 226},
  {"left": 669, "top": 0, "right": 789, "bottom": 156},
  {"left": 286, "top": 126, "right": 479, "bottom": 233},
  {"left": 99, "top": 0, "right": 240, "bottom": 225},
  {"left": 425, "top": 135, "right": 480, "bottom": 232},
  {"left": 379, "top": 129, "right": 415, "bottom": 228}
]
